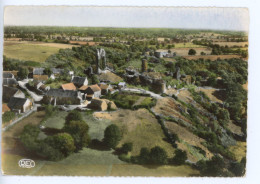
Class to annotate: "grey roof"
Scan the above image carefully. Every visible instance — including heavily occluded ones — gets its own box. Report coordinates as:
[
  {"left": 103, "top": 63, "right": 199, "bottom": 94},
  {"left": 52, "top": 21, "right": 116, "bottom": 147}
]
[
  {"left": 72, "top": 76, "right": 87, "bottom": 86},
  {"left": 3, "top": 72, "right": 14, "bottom": 78},
  {"left": 51, "top": 68, "right": 64, "bottom": 74},
  {"left": 46, "top": 89, "right": 80, "bottom": 98},
  {"left": 33, "top": 68, "right": 45, "bottom": 75},
  {"left": 3, "top": 78, "right": 18, "bottom": 86},
  {"left": 8, "top": 97, "right": 28, "bottom": 109}
]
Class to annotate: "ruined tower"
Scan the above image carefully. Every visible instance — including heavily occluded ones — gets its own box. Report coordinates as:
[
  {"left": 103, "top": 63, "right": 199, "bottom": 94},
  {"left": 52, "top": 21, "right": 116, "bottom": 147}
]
[{"left": 96, "top": 48, "right": 106, "bottom": 74}]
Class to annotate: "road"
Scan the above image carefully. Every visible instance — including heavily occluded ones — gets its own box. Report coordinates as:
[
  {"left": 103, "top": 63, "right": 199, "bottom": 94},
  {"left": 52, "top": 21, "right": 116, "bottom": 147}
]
[
  {"left": 112, "top": 87, "right": 163, "bottom": 99},
  {"left": 18, "top": 80, "right": 43, "bottom": 102}
]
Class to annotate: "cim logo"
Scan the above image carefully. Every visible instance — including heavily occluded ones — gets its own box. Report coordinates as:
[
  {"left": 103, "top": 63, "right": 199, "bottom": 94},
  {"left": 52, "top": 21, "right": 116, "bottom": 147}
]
[{"left": 18, "top": 159, "right": 35, "bottom": 168}]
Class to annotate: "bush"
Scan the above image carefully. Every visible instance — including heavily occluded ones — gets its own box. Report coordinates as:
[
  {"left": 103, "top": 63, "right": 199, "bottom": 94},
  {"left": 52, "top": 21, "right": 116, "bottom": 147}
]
[
  {"left": 171, "top": 149, "right": 187, "bottom": 165},
  {"left": 121, "top": 142, "right": 133, "bottom": 154},
  {"left": 103, "top": 124, "right": 122, "bottom": 149},
  {"left": 188, "top": 49, "right": 196, "bottom": 55},
  {"left": 138, "top": 147, "right": 150, "bottom": 164},
  {"left": 20, "top": 125, "right": 40, "bottom": 152},
  {"left": 63, "top": 120, "right": 91, "bottom": 151},
  {"left": 65, "top": 110, "right": 83, "bottom": 124},
  {"left": 44, "top": 133, "right": 76, "bottom": 157},
  {"left": 149, "top": 146, "right": 168, "bottom": 165},
  {"left": 2, "top": 111, "right": 15, "bottom": 123}
]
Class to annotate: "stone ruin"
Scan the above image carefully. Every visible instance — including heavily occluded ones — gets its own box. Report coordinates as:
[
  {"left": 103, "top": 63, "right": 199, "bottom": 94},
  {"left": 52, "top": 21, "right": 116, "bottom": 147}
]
[{"left": 96, "top": 48, "right": 106, "bottom": 74}]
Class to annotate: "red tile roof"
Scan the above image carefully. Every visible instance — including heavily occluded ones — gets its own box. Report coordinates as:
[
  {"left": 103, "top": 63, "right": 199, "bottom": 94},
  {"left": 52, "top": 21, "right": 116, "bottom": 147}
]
[{"left": 61, "top": 83, "right": 77, "bottom": 91}]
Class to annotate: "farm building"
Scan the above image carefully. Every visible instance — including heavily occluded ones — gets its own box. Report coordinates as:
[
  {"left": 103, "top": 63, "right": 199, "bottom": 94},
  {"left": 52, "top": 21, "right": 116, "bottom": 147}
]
[
  {"left": 3, "top": 86, "right": 25, "bottom": 103},
  {"left": 61, "top": 83, "right": 77, "bottom": 91},
  {"left": 2, "top": 104, "right": 11, "bottom": 114},
  {"left": 3, "top": 78, "right": 18, "bottom": 87},
  {"left": 85, "top": 84, "right": 101, "bottom": 98},
  {"left": 87, "top": 98, "right": 107, "bottom": 111},
  {"left": 43, "top": 89, "right": 83, "bottom": 105},
  {"left": 99, "top": 83, "right": 112, "bottom": 95},
  {"left": 72, "top": 76, "right": 88, "bottom": 88},
  {"left": 8, "top": 97, "right": 33, "bottom": 114}
]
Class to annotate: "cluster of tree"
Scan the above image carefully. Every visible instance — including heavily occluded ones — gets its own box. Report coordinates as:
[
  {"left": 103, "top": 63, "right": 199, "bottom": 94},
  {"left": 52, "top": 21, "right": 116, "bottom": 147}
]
[
  {"left": 130, "top": 147, "right": 187, "bottom": 166},
  {"left": 196, "top": 155, "right": 246, "bottom": 177},
  {"left": 20, "top": 110, "right": 91, "bottom": 161},
  {"left": 2, "top": 111, "right": 15, "bottom": 123},
  {"left": 192, "top": 40, "right": 248, "bottom": 57}
]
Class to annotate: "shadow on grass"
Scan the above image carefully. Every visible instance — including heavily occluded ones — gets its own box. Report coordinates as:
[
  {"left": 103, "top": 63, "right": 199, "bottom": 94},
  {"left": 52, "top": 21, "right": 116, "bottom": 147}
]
[
  {"left": 41, "top": 127, "right": 63, "bottom": 136},
  {"left": 88, "top": 139, "right": 111, "bottom": 151}
]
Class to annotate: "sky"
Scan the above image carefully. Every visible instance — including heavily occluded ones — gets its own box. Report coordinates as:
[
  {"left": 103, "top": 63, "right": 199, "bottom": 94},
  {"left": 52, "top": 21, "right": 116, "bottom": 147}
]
[{"left": 4, "top": 6, "right": 249, "bottom": 31}]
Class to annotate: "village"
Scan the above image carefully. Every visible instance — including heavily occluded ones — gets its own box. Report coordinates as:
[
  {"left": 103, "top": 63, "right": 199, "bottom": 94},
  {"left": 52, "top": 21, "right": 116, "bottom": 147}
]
[{"left": 2, "top": 26, "right": 248, "bottom": 177}]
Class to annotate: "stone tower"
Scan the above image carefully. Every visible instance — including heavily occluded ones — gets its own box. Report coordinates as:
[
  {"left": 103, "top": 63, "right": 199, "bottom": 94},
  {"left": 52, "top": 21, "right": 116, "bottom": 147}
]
[{"left": 96, "top": 48, "right": 106, "bottom": 74}]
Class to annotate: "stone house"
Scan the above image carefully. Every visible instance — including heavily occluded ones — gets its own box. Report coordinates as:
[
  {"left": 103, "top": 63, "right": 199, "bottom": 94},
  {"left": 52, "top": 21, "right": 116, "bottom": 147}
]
[
  {"left": 3, "top": 78, "right": 18, "bottom": 87},
  {"left": 86, "top": 84, "right": 101, "bottom": 98},
  {"left": 3, "top": 86, "right": 25, "bottom": 103},
  {"left": 43, "top": 89, "right": 82, "bottom": 105},
  {"left": 8, "top": 97, "right": 33, "bottom": 113},
  {"left": 87, "top": 98, "right": 107, "bottom": 111},
  {"left": 99, "top": 83, "right": 112, "bottom": 95},
  {"left": 72, "top": 76, "right": 88, "bottom": 88}
]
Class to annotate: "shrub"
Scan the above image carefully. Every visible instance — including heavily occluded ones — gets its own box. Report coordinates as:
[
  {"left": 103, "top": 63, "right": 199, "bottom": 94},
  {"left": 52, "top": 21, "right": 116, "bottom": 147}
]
[
  {"left": 138, "top": 147, "right": 150, "bottom": 164},
  {"left": 149, "top": 146, "right": 168, "bottom": 165},
  {"left": 103, "top": 124, "right": 122, "bottom": 149},
  {"left": 44, "top": 133, "right": 76, "bottom": 157},
  {"left": 171, "top": 149, "right": 187, "bottom": 165},
  {"left": 63, "top": 120, "right": 91, "bottom": 151},
  {"left": 121, "top": 142, "right": 133, "bottom": 154},
  {"left": 65, "top": 110, "right": 83, "bottom": 124},
  {"left": 20, "top": 125, "right": 40, "bottom": 152},
  {"left": 2, "top": 111, "right": 15, "bottom": 123}
]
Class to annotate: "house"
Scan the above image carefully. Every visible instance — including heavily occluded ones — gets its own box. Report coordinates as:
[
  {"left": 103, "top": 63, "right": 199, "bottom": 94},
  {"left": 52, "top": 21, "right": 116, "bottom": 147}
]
[
  {"left": 99, "top": 83, "right": 112, "bottom": 95},
  {"left": 8, "top": 97, "right": 33, "bottom": 113},
  {"left": 3, "top": 71, "right": 18, "bottom": 78},
  {"left": 3, "top": 86, "right": 25, "bottom": 103},
  {"left": 43, "top": 89, "right": 82, "bottom": 105},
  {"left": 154, "top": 50, "right": 168, "bottom": 58},
  {"left": 87, "top": 98, "right": 107, "bottom": 111},
  {"left": 118, "top": 82, "right": 126, "bottom": 89},
  {"left": 33, "top": 68, "right": 45, "bottom": 75},
  {"left": 51, "top": 68, "right": 64, "bottom": 76},
  {"left": 34, "top": 81, "right": 44, "bottom": 90},
  {"left": 2, "top": 104, "right": 11, "bottom": 114},
  {"left": 72, "top": 76, "right": 88, "bottom": 88},
  {"left": 33, "top": 75, "right": 49, "bottom": 82},
  {"left": 85, "top": 84, "right": 101, "bottom": 98},
  {"left": 3, "top": 78, "right": 18, "bottom": 87},
  {"left": 3, "top": 72, "right": 14, "bottom": 79},
  {"left": 61, "top": 83, "right": 77, "bottom": 91}
]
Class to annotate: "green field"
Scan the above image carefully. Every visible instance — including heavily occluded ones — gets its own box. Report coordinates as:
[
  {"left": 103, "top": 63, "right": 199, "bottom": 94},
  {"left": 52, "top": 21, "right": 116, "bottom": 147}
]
[{"left": 4, "top": 43, "right": 60, "bottom": 62}]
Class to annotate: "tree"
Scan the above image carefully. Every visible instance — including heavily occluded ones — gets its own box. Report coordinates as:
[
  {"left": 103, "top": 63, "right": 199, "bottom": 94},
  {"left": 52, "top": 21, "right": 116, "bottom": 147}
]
[
  {"left": 138, "top": 147, "right": 150, "bottom": 164},
  {"left": 17, "top": 67, "right": 29, "bottom": 80},
  {"left": 103, "top": 124, "right": 121, "bottom": 149},
  {"left": 20, "top": 125, "right": 40, "bottom": 152},
  {"left": 91, "top": 74, "right": 100, "bottom": 84},
  {"left": 45, "top": 133, "right": 75, "bottom": 157},
  {"left": 63, "top": 120, "right": 91, "bottom": 151},
  {"left": 188, "top": 49, "right": 196, "bottom": 55},
  {"left": 149, "top": 146, "right": 168, "bottom": 165},
  {"left": 172, "top": 149, "right": 187, "bottom": 165},
  {"left": 121, "top": 142, "right": 133, "bottom": 154},
  {"left": 65, "top": 110, "right": 83, "bottom": 124},
  {"left": 44, "top": 67, "right": 52, "bottom": 76}
]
